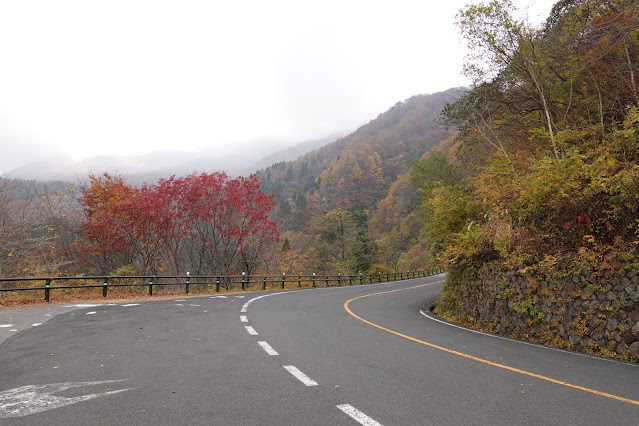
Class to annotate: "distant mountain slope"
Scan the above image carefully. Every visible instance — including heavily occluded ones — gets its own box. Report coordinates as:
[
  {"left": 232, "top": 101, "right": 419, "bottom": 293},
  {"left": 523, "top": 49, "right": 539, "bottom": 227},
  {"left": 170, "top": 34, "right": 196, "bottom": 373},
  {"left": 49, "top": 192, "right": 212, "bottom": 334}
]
[
  {"left": 4, "top": 134, "right": 345, "bottom": 183},
  {"left": 237, "top": 133, "right": 347, "bottom": 177},
  {"left": 258, "top": 88, "right": 462, "bottom": 231}
]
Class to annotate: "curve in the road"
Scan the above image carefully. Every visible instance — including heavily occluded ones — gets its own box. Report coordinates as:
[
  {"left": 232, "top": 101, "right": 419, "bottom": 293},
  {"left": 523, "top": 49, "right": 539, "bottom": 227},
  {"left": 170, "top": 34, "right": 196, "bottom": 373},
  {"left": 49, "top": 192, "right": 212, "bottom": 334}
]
[
  {"left": 343, "top": 281, "right": 639, "bottom": 407},
  {"left": 240, "top": 286, "right": 388, "bottom": 425}
]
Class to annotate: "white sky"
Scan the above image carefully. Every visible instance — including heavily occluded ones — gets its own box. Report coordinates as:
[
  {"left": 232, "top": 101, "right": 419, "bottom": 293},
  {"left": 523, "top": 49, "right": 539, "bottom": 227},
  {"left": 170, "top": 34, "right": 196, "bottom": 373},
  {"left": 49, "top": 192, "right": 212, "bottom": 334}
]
[{"left": 0, "top": 0, "right": 557, "bottom": 172}]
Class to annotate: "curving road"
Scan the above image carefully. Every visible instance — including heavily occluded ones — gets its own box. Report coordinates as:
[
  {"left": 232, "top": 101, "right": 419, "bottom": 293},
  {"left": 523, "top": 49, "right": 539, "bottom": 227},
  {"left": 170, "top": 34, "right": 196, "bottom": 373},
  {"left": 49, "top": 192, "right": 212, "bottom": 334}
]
[{"left": 1, "top": 275, "right": 638, "bottom": 425}]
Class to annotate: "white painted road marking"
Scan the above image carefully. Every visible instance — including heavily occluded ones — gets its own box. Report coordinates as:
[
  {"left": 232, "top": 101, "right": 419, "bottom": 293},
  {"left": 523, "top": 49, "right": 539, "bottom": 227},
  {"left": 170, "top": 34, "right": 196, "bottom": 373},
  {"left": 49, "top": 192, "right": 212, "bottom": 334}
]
[
  {"left": 418, "top": 309, "right": 627, "bottom": 364},
  {"left": 336, "top": 404, "right": 384, "bottom": 426},
  {"left": 31, "top": 323, "right": 42, "bottom": 327},
  {"left": 283, "top": 365, "right": 318, "bottom": 386},
  {"left": 86, "top": 312, "right": 96, "bottom": 315},
  {"left": 240, "top": 316, "right": 248, "bottom": 323},
  {"left": 0, "top": 380, "right": 132, "bottom": 419},
  {"left": 64, "top": 304, "right": 101, "bottom": 308},
  {"left": 257, "top": 341, "right": 279, "bottom": 356},
  {"left": 245, "top": 326, "right": 258, "bottom": 336},
  {"left": 0, "top": 324, "right": 14, "bottom": 328},
  {"left": 121, "top": 303, "right": 140, "bottom": 307},
  {"left": 241, "top": 291, "right": 289, "bottom": 313}
]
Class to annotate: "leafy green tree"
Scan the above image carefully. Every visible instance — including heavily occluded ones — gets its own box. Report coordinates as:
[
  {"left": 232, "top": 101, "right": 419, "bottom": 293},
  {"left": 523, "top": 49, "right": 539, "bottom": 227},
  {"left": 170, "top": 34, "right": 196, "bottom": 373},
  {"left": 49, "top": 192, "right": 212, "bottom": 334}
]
[
  {"left": 309, "top": 209, "right": 357, "bottom": 273},
  {"left": 350, "top": 230, "right": 379, "bottom": 273},
  {"left": 281, "top": 237, "right": 291, "bottom": 252}
]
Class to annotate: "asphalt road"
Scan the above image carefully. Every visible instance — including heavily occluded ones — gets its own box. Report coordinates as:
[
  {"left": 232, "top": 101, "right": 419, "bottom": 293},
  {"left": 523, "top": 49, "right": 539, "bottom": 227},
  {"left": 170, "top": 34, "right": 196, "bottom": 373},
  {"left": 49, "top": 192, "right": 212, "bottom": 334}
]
[{"left": 1, "top": 275, "right": 638, "bottom": 425}]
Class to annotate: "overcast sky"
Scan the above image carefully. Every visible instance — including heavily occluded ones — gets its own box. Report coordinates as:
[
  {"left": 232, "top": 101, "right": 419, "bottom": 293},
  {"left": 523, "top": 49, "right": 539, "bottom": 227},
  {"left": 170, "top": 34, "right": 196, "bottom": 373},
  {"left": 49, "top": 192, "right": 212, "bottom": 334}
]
[{"left": 0, "top": 0, "right": 557, "bottom": 173}]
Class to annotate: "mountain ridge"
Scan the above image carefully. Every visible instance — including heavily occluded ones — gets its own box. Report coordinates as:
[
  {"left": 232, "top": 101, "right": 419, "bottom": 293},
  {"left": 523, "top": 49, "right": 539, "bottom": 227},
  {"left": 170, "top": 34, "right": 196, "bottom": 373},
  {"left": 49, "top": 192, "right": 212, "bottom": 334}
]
[{"left": 4, "top": 133, "right": 348, "bottom": 183}]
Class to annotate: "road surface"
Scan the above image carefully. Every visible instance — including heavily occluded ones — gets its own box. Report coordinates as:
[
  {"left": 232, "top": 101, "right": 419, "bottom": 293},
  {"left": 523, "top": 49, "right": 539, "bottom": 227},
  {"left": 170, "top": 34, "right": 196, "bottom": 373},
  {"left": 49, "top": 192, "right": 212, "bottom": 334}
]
[{"left": 1, "top": 275, "right": 638, "bottom": 424}]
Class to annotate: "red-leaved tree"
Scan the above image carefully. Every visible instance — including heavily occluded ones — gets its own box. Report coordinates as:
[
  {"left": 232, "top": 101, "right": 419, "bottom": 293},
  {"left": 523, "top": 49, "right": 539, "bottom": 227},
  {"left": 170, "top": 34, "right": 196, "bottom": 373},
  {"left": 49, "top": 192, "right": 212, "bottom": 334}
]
[{"left": 76, "top": 172, "right": 278, "bottom": 275}]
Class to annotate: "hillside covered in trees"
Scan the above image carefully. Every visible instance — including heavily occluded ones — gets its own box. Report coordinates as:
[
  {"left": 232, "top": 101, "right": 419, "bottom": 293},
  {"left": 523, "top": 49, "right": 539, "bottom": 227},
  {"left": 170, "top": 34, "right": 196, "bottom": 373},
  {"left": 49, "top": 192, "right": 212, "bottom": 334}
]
[
  {"left": 413, "top": 0, "right": 639, "bottom": 360},
  {"left": 0, "top": 88, "right": 459, "bottom": 279},
  {"left": 257, "top": 89, "right": 459, "bottom": 274}
]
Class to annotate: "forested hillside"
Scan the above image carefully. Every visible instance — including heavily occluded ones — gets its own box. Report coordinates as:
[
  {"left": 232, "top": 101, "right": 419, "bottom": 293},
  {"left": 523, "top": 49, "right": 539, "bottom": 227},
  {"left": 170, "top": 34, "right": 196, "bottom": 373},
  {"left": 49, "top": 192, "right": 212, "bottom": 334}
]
[
  {"left": 409, "top": 0, "right": 639, "bottom": 360},
  {"left": 0, "top": 89, "right": 459, "bottom": 279},
  {"left": 257, "top": 89, "right": 459, "bottom": 274}
]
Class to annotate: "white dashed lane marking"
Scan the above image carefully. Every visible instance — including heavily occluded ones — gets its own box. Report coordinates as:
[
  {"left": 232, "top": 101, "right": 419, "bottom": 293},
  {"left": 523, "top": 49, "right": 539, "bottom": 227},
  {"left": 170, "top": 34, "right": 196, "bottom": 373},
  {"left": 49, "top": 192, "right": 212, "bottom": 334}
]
[
  {"left": 283, "top": 365, "right": 318, "bottom": 386},
  {"left": 244, "top": 326, "right": 259, "bottom": 336},
  {"left": 240, "top": 316, "right": 248, "bottom": 323},
  {"left": 336, "top": 404, "right": 384, "bottom": 426},
  {"left": 257, "top": 341, "right": 279, "bottom": 356}
]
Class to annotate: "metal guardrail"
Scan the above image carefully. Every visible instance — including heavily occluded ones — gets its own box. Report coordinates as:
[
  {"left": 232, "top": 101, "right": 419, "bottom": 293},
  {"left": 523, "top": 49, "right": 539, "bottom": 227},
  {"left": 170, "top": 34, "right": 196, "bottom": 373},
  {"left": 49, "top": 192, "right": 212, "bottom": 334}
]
[{"left": 0, "top": 268, "right": 446, "bottom": 302}]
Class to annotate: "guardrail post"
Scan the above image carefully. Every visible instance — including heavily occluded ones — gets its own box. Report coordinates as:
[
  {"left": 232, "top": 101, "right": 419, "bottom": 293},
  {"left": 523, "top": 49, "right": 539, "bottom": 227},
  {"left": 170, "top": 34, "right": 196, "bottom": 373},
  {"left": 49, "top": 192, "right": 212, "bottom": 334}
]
[
  {"left": 378, "top": 272, "right": 381, "bottom": 283},
  {"left": 312, "top": 273, "right": 316, "bottom": 288},
  {"left": 241, "top": 272, "right": 246, "bottom": 290},
  {"left": 263, "top": 276, "right": 267, "bottom": 290},
  {"left": 44, "top": 279, "right": 51, "bottom": 302},
  {"left": 216, "top": 278, "right": 220, "bottom": 292},
  {"left": 325, "top": 275, "right": 329, "bottom": 287},
  {"left": 185, "top": 278, "right": 190, "bottom": 294},
  {"left": 148, "top": 278, "right": 154, "bottom": 296},
  {"left": 338, "top": 273, "right": 341, "bottom": 286},
  {"left": 282, "top": 273, "right": 286, "bottom": 289},
  {"left": 298, "top": 275, "right": 301, "bottom": 288},
  {"left": 359, "top": 273, "right": 363, "bottom": 285},
  {"left": 103, "top": 279, "right": 108, "bottom": 297}
]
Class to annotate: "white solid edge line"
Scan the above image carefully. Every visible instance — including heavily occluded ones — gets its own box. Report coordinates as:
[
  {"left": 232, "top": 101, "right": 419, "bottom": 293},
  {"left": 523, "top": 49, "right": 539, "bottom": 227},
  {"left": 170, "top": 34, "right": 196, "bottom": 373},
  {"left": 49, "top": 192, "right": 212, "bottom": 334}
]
[
  {"left": 239, "top": 277, "right": 441, "bottom": 313},
  {"left": 283, "top": 365, "right": 318, "bottom": 386},
  {"left": 258, "top": 341, "right": 279, "bottom": 356},
  {"left": 240, "top": 315, "right": 248, "bottom": 323},
  {"left": 244, "top": 326, "right": 258, "bottom": 336},
  {"left": 419, "top": 309, "right": 637, "bottom": 366},
  {"left": 241, "top": 291, "right": 289, "bottom": 313},
  {"left": 336, "top": 404, "right": 384, "bottom": 426}
]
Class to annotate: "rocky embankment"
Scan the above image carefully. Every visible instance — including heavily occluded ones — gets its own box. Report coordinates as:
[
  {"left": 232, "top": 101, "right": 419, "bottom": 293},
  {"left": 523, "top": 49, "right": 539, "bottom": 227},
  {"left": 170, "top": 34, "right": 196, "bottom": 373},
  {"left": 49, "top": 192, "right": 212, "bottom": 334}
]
[{"left": 437, "top": 258, "right": 639, "bottom": 362}]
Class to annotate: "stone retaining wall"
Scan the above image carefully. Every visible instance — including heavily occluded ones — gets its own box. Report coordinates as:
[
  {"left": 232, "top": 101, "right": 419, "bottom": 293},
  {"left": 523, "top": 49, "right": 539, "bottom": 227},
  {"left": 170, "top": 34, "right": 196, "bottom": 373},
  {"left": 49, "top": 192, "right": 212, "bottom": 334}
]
[{"left": 437, "top": 260, "right": 639, "bottom": 361}]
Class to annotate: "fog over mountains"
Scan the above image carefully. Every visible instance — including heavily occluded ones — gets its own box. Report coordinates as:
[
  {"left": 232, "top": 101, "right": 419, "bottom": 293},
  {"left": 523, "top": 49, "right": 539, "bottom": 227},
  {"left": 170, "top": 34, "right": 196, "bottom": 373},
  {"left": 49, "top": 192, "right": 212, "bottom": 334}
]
[{"left": 4, "top": 133, "right": 343, "bottom": 183}]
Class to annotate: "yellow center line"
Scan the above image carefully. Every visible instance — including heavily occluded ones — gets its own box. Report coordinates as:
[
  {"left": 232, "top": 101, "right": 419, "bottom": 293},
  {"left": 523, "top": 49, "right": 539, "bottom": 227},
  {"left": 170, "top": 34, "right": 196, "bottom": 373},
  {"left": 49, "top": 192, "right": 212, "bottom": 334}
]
[{"left": 344, "top": 281, "right": 639, "bottom": 407}]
